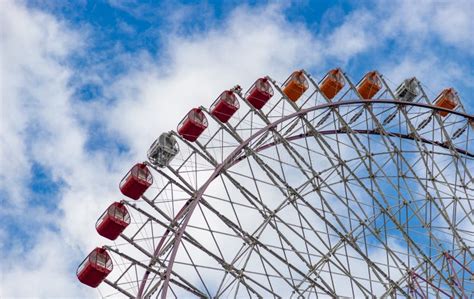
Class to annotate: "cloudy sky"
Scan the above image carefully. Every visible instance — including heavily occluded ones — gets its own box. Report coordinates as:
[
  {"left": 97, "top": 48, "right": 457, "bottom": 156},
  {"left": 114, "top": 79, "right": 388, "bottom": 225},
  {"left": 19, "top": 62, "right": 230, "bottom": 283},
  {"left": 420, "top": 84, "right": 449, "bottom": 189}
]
[{"left": 1, "top": 0, "right": 473, "bottom": 297}]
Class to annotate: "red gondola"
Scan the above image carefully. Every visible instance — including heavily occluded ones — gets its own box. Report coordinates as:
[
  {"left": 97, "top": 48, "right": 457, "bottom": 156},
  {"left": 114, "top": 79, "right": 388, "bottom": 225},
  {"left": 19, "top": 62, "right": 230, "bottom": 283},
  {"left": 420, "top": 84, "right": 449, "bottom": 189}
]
[
  {"left": 246, "top": 78, "right": 274, "bottom": 109},
  {"left": 210, "top": 90, "right": 239, "bottom": 123},
  {"left": 96, "top": 202, "right": 130, "bottom": 240},
  {"left": 119, "top": 163, "right": 153, "bottom": 200},
  {"left": 177, "top": 108, "right": 208, "bottom": 142},
  {"left": 77, "top": 247, "right": 113, "bottom": 288}
]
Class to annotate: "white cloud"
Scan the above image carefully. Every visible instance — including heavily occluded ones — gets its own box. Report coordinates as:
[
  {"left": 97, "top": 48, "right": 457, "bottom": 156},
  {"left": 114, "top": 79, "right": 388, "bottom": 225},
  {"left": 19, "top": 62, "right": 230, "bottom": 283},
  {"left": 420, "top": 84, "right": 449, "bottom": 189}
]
[
  {"left": 1, "top": 0, "right": 472, "bottom": 297},
  {"left": 105, "top": 3, "right": 324, "bottom": 156},
  {"left": 387, "top": 0, "right": 473, "bottom": 53},
  {"left": 0, "top": 0, "right": 120, "bottom": 297},
  {"left": 324, "top": 10, "right": 375, "bottom": 63},
  {"left": 432, "top": 0, "right": 474, "bottom": 50},
  {"left": 0, "top": 230, "right": 94, "bottom": 298},
  {"left": 1, "top": 1, "right": 329, "bottom": 297}
]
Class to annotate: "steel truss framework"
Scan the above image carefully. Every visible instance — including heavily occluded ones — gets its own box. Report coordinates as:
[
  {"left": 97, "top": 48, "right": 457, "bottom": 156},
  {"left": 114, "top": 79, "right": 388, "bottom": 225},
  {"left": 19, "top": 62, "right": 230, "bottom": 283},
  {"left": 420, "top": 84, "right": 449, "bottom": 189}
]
[{"left": 98, "top": 70, "right": 473, "bottom": 298}]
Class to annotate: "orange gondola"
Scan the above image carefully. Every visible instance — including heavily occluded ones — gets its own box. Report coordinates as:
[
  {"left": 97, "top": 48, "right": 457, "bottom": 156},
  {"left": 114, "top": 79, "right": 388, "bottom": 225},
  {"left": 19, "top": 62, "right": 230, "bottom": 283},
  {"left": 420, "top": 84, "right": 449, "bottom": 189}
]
[
  {"left": 356, "top": 71, "right": 382, "bottom": 99},
  {"left": 319, "top": 68, "right": 345, "bottom": 100},
  {"left": 433, "top": 88, "right": 459, "bottom": 117},
  {"left": 282, "top": 70, "right": 308, "bottom": 102}
]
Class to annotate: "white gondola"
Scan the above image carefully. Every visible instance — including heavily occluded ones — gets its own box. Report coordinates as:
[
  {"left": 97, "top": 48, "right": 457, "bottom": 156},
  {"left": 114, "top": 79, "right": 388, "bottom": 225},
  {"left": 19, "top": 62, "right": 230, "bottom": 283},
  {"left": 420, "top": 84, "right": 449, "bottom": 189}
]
[
  {"left": 395, "top": 77, "right": 419, "bottom": 102},
  {"left": 147, "top": 132, "right": 179, "bottom": 167}
]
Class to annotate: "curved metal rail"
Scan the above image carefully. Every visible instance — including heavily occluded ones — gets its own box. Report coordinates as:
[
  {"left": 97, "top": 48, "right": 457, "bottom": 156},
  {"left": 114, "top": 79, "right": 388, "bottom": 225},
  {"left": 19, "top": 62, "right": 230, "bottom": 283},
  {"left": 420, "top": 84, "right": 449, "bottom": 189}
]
[{"left": 147, "top": 99, "right": 473, "bottom": 298}]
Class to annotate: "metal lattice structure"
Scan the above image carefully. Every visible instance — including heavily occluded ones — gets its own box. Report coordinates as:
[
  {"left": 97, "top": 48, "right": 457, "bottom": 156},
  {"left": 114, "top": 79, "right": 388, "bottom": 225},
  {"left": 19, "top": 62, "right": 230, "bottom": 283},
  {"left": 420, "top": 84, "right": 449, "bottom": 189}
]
[{"left": 93, "top": 69, "right": 473, "bottom": 298}]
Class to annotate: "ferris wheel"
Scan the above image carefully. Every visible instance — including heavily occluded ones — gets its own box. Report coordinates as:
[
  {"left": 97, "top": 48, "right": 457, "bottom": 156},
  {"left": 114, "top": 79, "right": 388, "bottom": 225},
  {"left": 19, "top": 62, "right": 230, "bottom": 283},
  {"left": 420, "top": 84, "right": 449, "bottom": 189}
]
[{"left": 77, "top": 68, "right": 474, "bottom": 298}]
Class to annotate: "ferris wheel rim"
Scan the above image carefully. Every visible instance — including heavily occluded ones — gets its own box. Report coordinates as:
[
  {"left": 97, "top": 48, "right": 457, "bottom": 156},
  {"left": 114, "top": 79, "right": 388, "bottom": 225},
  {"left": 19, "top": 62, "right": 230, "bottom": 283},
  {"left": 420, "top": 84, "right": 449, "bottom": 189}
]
[{"left": 138, "top": 98, "right": 474, "bottom": 298}]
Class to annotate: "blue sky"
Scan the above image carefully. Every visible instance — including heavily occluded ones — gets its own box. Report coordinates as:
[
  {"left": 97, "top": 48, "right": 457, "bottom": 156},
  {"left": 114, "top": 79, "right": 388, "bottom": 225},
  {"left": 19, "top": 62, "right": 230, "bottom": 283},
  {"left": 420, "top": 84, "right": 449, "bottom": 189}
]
[{"left": 1, "top": 0, "right": 473, "bottom": 297}]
